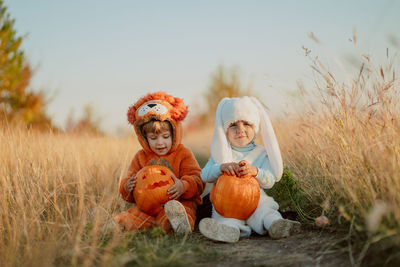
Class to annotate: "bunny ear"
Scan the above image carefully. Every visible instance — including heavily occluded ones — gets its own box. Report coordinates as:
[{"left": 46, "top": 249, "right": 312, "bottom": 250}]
[
  {"left": 250, "top": 97, "right": 283, "bottom": 181},
  {"left": 211, "top": 98, "right": 232, "bottom": 164}
]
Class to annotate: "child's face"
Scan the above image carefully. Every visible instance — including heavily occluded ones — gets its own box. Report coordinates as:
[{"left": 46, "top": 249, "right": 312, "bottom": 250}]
[
  {"left": 226, "top": 121, "right": 255, "bottom": 147},
  {"left": 146, "top": 129, "right": 173, "bottom": 155}
]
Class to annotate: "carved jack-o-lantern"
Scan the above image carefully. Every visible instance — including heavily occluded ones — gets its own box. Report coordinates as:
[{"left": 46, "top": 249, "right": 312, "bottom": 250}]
[
  {"left": 210, "top": 173, "right": 260, "bottom": 220},
  {"left": 133, "top": 165, "right": 174, "bottom": 216}
]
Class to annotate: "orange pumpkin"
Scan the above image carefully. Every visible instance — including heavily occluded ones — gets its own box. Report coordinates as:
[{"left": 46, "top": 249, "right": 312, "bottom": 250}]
[
  {"left": 210, "top": 174, "right": 260, "bottom": 220},
  {"left": 133, "top": 165, "right": 175, "bottom": 216}
]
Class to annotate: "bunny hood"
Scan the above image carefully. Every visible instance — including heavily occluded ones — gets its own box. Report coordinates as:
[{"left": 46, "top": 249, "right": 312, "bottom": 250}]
[
  {"left": 127, "top": 92, "right": 188, "bottom": 155},
  {"left": 211, "top": 96, "right": 283, "bottom": 181}
]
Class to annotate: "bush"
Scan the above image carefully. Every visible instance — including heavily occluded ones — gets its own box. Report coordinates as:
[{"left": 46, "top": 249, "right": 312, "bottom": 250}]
[{"left": 266, "top": 167, "right": 317, "bottom": 223}]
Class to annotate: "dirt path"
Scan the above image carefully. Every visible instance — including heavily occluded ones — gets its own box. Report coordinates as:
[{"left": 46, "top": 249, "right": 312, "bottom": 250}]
[{"left": 194, "top": 230, "right": 351, "bottom": 267}]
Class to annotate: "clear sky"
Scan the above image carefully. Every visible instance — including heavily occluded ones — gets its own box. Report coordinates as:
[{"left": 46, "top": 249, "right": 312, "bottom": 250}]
[{"left": 4, "top": 0, "right": 400, "bottom": 134}]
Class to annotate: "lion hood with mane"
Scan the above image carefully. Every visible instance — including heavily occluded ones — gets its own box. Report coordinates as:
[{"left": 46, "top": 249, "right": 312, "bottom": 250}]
[{"left": 127, "top": 92, "right": 188, "bottom": 154}]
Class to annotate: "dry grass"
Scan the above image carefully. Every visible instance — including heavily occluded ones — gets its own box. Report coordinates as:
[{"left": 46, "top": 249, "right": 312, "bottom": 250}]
[
  {"left": 0, "top": 126, "right": 215, "bottom": 267},
  {"left": 275, "top": 52, "right": 400, "bottom": 264},
  {"left": 1, "top": 50, "right": 399, "bottom": 266},
  {"left": 0, "top": 126, "right": 138, "bottom": 266}
]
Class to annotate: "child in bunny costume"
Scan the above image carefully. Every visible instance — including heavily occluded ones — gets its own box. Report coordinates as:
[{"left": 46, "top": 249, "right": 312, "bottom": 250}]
[{"left": 199, "top": 96, "right": 300, "bottom": 242}]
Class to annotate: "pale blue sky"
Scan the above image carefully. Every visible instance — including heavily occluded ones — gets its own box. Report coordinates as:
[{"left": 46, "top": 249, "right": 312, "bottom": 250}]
[{"left": 5, "top": 0, "right": 400, "bottom": 134}]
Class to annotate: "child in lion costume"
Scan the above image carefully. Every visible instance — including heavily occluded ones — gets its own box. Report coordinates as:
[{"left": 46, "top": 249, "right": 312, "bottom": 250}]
[{"left": 114, "top": 92, "right": 205, "bottom": 234}]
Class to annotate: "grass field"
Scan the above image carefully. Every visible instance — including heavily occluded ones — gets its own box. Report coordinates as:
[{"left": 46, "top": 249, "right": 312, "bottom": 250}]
[
  {"left": 0, "top": 125, "right": 221, "bottom": 267},
  {"left": 1, "top": 55, "right": 400, "bottom": 266}
]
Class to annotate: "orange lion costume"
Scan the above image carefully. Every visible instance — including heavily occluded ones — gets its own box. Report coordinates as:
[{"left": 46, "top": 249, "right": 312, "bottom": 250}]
[{"left": 115, "top": 92, "right": 205, "bottom": 233}]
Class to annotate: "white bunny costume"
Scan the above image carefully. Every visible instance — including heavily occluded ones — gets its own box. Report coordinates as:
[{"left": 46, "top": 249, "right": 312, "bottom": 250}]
[{"left": 200, "top": 96, "right": 284, "bottom": 237}]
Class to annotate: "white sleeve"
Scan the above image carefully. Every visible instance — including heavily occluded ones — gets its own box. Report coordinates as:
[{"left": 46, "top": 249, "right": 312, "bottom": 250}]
[
  {"left": 254, "top": 153, "right": 276, "bottom": 189},
  {"left": 200, "top": 158, "right": 223, "bottom": 183}
]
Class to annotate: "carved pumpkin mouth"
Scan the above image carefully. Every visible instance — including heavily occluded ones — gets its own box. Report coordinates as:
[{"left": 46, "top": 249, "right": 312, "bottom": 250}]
[
  {"left": 142, "top": 169, "right": 170, "bottom": 189},
  {"left": 146, "top": 180, "right": 171, "bottom": 189}
]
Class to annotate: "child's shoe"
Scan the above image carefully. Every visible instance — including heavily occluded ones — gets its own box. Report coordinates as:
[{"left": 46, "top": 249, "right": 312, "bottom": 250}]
[
  {"left": 268, "top": 219, "right": 301, "bottom": 239},
  {"left": 164, "top": 200, "right": 192, "bottom": 235},
  {"left": 199, "top": 218, "right": 240, "bottom": 243}
]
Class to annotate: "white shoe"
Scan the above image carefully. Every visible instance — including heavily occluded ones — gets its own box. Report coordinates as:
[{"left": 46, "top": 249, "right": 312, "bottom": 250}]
[
  {"left": 199, "top": 218, "right": 240, "bottom": 243},
  {"left": 164, "top": 200, "right": 192, "bottom": 235},
  {"left": 268, "top": 219, "right": 301, "bottom": 239}
]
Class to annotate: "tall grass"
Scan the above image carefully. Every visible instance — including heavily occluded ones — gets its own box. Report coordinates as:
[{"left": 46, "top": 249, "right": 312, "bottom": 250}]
[
  {"left": 0, "top": 126, "right": 213, "bottom": 266},
  {"left": 0, "top": 126, "right": 138, "bottom": 266},
  {"left": 2, "top": 50, "right": 399, "bottom": 265},
  {"left": 276, "top": 51, "right": 400, "bottom": 263}
]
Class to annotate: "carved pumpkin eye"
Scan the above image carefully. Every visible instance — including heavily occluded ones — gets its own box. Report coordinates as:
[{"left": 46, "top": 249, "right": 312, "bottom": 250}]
[
  {"left": 160, "top": 170, "right": 166, "bottom": 175},
  {"left": 142, "top": 175, "right": 146, "bottom": 179}
]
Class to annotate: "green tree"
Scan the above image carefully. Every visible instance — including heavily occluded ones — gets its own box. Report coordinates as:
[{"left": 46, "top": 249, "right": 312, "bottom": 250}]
[{"left": 0, "top": 1, "right": 51, "bottom": 128}]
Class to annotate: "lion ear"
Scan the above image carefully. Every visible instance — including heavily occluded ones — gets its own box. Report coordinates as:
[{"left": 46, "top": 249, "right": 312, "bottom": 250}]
[
  {"left": 169, "top": 96, "right": 188, "bottom": 121},
  {"left": 127, "top": 105, "right": 137, "bottom": 125}
]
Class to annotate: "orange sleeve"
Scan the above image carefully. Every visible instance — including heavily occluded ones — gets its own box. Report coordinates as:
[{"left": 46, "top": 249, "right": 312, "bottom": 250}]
[
  {"left": 119, "top": 151, "right": 144, "bottom": 203},
  {"left": 179, "top": 148, "right": 205, "bottom": 200}
]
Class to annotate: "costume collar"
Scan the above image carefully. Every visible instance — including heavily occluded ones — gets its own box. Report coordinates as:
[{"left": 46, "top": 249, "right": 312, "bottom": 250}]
[{"left": 231, "top": 141, "right": 256, "bottom": 152}]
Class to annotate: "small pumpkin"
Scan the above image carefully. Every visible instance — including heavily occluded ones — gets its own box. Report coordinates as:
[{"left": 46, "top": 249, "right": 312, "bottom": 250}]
[
  {"left": 133, "top": 165, "right": 175, "bottom": 216},
  {"left": 210, "top": 173, "right": 260, "bottom": 220}
]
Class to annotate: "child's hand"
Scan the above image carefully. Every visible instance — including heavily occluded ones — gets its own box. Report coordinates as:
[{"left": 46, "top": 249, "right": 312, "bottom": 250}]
[
  {"left": 125, "top": 176, "right": 136, "bottom": 193},
  {"left": 167, "top": 175, "right": 185, "bottom": 200},
  {"left": 220, "top": 162, "right": 239, "bottom": 176},
  {"left": 238, "top": 160, "right": 258, "bottom": 177}
]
